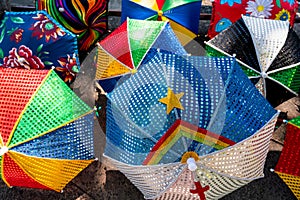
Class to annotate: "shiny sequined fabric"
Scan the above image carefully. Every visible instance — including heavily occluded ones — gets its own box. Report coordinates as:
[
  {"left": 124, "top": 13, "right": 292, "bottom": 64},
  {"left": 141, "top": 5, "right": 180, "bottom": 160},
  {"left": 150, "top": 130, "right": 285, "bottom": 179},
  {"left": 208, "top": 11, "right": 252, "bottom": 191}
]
[
  {"left": 206, "top": 16, "right": 300, "bottom": 107},
  {"left": 0, "top": 68, "right": 94, "bottom": 191},
  {"left": 104, "top": 51, "right": 278, "bottom": 199}
]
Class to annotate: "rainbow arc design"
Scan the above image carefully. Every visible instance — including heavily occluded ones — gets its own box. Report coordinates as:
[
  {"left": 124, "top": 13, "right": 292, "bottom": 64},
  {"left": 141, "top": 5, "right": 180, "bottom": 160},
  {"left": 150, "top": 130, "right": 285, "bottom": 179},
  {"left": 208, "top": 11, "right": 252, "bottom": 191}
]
[{"left": 143, "top": 120, "right": 236, "bottom": 165}]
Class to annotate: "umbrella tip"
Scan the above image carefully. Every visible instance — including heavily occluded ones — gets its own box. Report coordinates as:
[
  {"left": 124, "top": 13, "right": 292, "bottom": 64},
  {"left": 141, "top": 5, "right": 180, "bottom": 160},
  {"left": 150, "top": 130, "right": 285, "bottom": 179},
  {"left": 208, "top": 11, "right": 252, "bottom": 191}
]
[
  {"left": 59, "top": 7, "right": 65, "bottom": 12},
  {"left": 232, "top": 53, "right": 236, "bottom": 58},
  {"left": 270, "top": 168, "right": 275, "bottom": 172},
  {"left": 61, "top": 190, "right": 64, "bottom": 193},
  {"left": 187, "top": 158, "right": 198, "bottom": 172},
  {"left": 95, "top": 157, "right": 99, "bottom": 161}
]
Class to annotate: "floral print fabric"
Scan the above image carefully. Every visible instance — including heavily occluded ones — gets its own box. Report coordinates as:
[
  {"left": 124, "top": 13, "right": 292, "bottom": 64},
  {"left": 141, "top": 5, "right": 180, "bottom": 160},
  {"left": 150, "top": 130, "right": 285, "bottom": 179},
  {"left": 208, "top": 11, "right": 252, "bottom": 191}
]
[
  {"left": 0, "top": 11, "right": 80, "bottom": 83},
  {"left": 208, "top": 0, "right": 298, "bottom": 38}
]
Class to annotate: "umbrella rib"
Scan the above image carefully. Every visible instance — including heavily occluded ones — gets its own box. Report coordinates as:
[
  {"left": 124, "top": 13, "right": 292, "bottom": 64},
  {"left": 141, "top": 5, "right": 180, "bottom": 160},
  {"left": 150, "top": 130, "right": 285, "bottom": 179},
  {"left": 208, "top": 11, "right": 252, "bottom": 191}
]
[
  {"left": 263, "top": 78, "right": 267, "bottom": 98},
  {"left": 194, "top": 62, "right": 233, "bottom": 152},
  {"left": 201, "top": 112, "right": 279, "bottom": 159},
  {"left": 8, "top": 110, "right": 94, "bottom": 149},
  {"left": 267, "top": 62, "right": 300, "bottom": 74},
  {"left": 0, "top": 135, "right": 3, "bottom": 147},
  {"left": 249, "top": 76, "right": 261, "bottom": 79},
  {"left": 135, "top": 22, "right": 168, "bottom": 69},
  {"left": 157, "top": 49, "right": 190, "bottom": 154},
  {"left": 157, "top": 49, "right": 171, "bottom": 86},
  {"left": 126, "top": 19, "right": 136, "bottom": 69},
  {"left": 6, "top": 70, "right": 53, "bottom": 146},
  {"left": 98, "top": 45, "right": 134, "bottom": 71},
  {"left": 7, "top": 149, "right": 95, "bottom": 161},
  {"left": 205, "top": 42, "right": 261, "bottom": 74},
  {"left": 241, "top": 16, "right": 263, "bottom": 73},
  {"left": 98, "top": 72, "right": 132, "bottom": 80}
]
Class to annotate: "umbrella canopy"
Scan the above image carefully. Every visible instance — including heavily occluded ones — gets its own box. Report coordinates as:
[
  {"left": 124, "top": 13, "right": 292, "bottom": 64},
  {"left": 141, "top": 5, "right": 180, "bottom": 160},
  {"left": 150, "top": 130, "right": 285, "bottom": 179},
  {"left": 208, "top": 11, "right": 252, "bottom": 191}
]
[
  {"left": 275, "top": 117, "right": 300, "bottom": 199},
  {"left": 0, "top": 10, "right": 80, "bottom": 84},
  {"left": 36, "top": 0, "right": 107, "bottom": 52},
  {"left": 103, "top": 50, "right": 278, "bottom": 199},
  {"left": 95, "top": 18, "right": 187, "bottom": 93},
  {"left": 207, "top": 0, "right": 298, "bottom": 38},
  {"left": 121, "top": 0, "right": 202, "bottom": 45},
  {"left": 206, "top": 15, "right": 300, "bottom": 107},
  {"left": 0, "top": 68, "right": 94, "bottom": 192}
]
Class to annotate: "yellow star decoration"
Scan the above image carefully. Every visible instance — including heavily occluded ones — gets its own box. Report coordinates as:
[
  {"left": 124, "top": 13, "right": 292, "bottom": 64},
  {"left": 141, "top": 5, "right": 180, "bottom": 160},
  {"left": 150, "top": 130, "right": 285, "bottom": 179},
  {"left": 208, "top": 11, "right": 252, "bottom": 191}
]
[{"left": 159, "top": 88, "right": 184, "bottom": 114}]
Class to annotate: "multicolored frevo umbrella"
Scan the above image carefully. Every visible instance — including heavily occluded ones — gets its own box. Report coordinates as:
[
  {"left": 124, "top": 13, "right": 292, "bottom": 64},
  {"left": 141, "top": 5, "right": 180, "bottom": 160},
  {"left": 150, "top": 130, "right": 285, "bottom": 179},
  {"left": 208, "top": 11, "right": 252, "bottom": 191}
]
[
  {"left": 95, "top": 18, "right": 187, "bottom": 92},
  {"left": 275, "top": 116, "right": 300, "bottom": 199},
  {"left": 0, "top": 10, "right": 80, "bottom": 83},
  {"left": 104, "top": 50, "right": 278, "bottom": 199},
  {"left": 36, "top": 0, "right": 107, "bottom": 51},
  {"left": 0, "top": 68, "right": 94, "bottom": 191},
  {"left": 206, "top": 15, "right": 300, "bottom": 107},
  {"left": 121, "top": 0, "right": 202, "bottom": 45}
]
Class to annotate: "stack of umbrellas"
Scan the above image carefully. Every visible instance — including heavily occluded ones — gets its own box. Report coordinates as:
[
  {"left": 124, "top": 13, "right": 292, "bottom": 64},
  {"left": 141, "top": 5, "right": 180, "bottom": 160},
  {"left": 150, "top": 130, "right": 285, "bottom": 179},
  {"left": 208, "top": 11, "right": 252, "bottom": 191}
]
[{"left": 1, "top": 1, "right": 300, "bottom": 199}]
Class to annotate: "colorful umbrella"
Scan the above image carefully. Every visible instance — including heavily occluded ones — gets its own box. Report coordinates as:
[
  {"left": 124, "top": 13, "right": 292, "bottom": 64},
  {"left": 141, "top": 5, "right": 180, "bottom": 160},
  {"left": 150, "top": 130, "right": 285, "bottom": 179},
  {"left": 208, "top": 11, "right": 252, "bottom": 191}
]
[
  {"left": 36, "top": 0, "right": 107, "bottom": 52},
  {"left": 207, "top": 0, "right": 298, "bottom": 38},
  {"left": 121, "top": 0, "right": 202, "bottom": 45},
  {"left": 95, "top": 18, "right": 187, "bottom": 93},
  {"left": 206, "top": 15, "right": 300, "bottom": 107},
  {"left": 0, "top": 10, "right": 80, "bottom": 83},
  {"left": 103, "top": 50, "right": 278, "bottom": 199},
  {"left": 0, "top": 68, "right": 94, "bottom": 191},
  {"left": 274, "top": 117, "right": 300, "bottom": 199}
]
